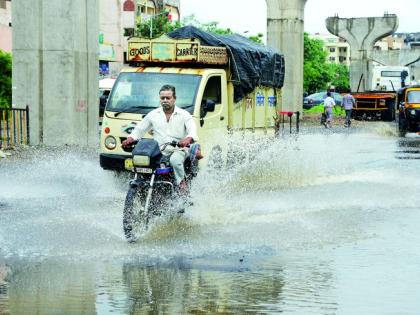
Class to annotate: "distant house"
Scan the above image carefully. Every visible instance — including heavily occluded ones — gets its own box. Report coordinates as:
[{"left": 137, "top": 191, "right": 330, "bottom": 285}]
[
  {"left": 0, "top": 0, "right": 12, "bottom": 52},
  {"left": 99, "top": 0, "right": 180, "bottom": 77}
]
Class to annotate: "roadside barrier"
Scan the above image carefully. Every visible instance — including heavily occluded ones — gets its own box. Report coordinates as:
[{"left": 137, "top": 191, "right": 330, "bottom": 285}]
[
  {"left": 275, "top": 111, "right": 300, "bottom": 135},
  {"left": 0, "top": 106, "right": 30, "bottom": 147}
]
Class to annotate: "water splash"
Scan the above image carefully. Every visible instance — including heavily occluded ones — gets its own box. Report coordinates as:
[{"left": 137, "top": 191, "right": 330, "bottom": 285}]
[
  {"left": 371, "top": 121, "right": 398, "bottom": 137},
  {"left": 0, "top": 146, "right": 126, "bottom": 200},
  {"left": 1, "top": 127, "right": 418, "bottom": 262}
]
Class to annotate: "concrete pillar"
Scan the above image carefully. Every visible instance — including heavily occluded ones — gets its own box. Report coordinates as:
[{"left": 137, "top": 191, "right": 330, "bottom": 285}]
[
  {"left": 266, "top": 0, "right": 307, "bottom": 112},
  {"left": 12, "top": 0, "right": 98, "bottom": 146},
  {"left": 326, "top": 15, "right": 398, "bottom": 92}
]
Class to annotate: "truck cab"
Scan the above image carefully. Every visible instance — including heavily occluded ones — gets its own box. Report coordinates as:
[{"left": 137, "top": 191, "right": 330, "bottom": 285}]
[
  {"left": 100, "top": 67, "right": 229, "bottom": 170},
  {"left": 371, "top": 66, "right": 411, "bottom": 91}
]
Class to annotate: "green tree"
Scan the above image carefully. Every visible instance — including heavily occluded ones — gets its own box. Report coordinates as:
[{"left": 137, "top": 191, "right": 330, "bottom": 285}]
[
  {"left": 196, "top": 20, "right": 264, "bottom": 44},
  {"left": 303, "top": 33, "right": 331, "bottom": 94},
  {"left": 303, "top": 33, "right": 350, "bottom": 94},
  {"left": 327, "top": 63, "right": 350, "bottom": 92},
  {"left": 247, "top": 33, "right": 264, "bottom": 45},
  {"left": 0, "top": 49, "right": 12, "bottom": 109},
  {"left": 136, "top": 14, "right": 263, "bottom": 44},
  {"left": 136, "top": 12, "right": 182, "bottom": 38},
  {"left": 200, "top": 21, "right": 233, "bottom": 35}
]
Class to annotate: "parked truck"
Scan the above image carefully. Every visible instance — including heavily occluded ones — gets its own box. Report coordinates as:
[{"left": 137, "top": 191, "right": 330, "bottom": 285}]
[
  {"left": 99, "top": 26, "right": 285, "bottom": 171},
  {"left": 352, "top": 66, "right": 411, "bottom": 121}
]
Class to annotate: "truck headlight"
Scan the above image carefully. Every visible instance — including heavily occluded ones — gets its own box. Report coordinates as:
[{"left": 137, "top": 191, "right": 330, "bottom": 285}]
[
  {"left": 104, "top": 136, "right": 117, "bottom": 150},
  {"left": 133, "top": 155, "right": 150, "bottom": 166}
]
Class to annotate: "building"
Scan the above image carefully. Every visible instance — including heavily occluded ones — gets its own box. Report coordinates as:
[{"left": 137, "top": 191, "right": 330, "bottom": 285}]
[
  {"left": 0, "top": 0, "right": 12, "bottom": 52},
  {"left": 137, "top": 0, "right": 180, "bottom": 23},
  {"left": 99, "top": 0, "right": 180, "bottom": 77},
  {"left": 98, "top": 0, "right": 127, "bottom": 77},
  {"left": 396, "top": 32, "right": 420, "bottom": 45},
  {"left": 373, "top": 35, "right": 404, "bottom": 51},
  {"left": 3, "top": 0, "right": 179, "bottom": 74},
  {"left": 310, "top": 34, "right": 351, "bottom": 66}
]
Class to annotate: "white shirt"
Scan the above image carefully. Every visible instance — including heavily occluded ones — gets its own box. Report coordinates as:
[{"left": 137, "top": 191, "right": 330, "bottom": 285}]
[
  {"left": 324, "top": 96, "right": 336, "bottom": 108},
  {"left": 129, "top": 106, "right": 199, "bottom": 146}
]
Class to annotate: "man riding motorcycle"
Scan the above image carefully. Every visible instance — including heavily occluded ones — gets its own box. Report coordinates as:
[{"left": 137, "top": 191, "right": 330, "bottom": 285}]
[{"left": 122, "top": 84, "right": 199, "bottom": 194}]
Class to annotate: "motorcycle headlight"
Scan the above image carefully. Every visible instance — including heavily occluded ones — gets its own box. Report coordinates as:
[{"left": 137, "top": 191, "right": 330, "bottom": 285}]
[
  {"left": 410, "top": 109, "right": 416, "bottom": 116},
  {"left": 133, "top": 155, "right": 150, "bottom": 166},
  {"left": 104, "top": 136, "right": 116, "bottom": 150}
]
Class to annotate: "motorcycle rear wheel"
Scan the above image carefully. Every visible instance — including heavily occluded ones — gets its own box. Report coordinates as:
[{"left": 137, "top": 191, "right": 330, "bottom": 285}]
[{"left": 123, "top": 187, "right": 149, "bottom": 242}]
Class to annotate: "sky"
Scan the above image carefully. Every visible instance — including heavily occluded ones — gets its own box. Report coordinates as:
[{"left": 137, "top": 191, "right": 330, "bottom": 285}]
[{"left": 180, "top": 0, "right": 420, "bottom": 39}]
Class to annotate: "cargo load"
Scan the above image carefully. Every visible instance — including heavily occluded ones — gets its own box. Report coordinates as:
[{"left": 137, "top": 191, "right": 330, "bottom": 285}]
[{"left": 168, "top": 26, "right": 285, "bottom": 102}]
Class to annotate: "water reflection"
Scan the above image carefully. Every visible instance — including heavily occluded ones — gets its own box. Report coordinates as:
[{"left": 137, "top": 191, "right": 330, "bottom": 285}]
[
  {"left": 1, "top": 259, "right": 286, "bottom": 314},
  {"left": 0, "top": 256, "right": 343, "bottom": 314},
  {"left": 3, "top": 260, "right": 97, "bottom": 315},
  {"left": 120, "top": 260, "right": 285, "bottom": 314}
]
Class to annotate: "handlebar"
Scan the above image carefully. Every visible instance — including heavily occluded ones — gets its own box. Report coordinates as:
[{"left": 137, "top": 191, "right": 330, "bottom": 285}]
[
  {"left": 160, "top": 141, "right": 184, "bottom": 151},
  {"left": 122, "top": 139, "right": 190, "bottom": 150},
  {"left": 169, "top": 140, "right": 190, "bottom": 148},
  {"left": 121, "top": 139, "right": 138, "bottom": 149}
]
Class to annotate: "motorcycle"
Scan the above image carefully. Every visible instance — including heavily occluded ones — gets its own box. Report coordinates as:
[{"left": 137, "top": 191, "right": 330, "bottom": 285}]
[{"left": 123, "top": 139, "right": 200, "bottom": 242}]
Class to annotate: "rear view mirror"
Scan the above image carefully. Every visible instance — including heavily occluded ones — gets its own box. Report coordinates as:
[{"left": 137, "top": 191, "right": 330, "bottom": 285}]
[
  {"left": 204, "top": 99, "right": 216, "bottom": 112},
  {"left": 100, "top": 94, "right": 108, "bottom": 105},
  {"left": 200, "top": 99, "right": 216, "bottom": 118}
]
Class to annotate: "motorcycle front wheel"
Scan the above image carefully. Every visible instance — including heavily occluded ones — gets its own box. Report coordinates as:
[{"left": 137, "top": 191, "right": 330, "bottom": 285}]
[{"left": 123, "top": 187, "right": 149, "bottom": 242}]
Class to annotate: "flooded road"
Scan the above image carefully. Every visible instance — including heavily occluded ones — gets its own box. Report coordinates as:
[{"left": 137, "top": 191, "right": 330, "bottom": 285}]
[{"left": 1, "top": 122, "right": 420, "bottom": 314}]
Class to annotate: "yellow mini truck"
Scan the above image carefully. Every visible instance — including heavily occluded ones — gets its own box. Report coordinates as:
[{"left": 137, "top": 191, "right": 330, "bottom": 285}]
[
  {"left": 100, "top": 27, "right": 284, "bottom": 171},
  {"left": 397, "top": 85, "right": 420, "bottom": 136}
]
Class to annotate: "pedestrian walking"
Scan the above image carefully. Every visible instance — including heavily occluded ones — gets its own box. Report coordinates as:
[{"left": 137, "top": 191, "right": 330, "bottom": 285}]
[
  {"left": 323, "top": 92, "right": 335, "bottom": 128},
  {"left": 342, "top": 89, "right": 355, "bottom": 127}
]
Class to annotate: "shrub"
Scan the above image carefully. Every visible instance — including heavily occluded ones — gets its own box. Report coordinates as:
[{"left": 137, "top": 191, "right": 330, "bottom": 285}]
[{"left": 0, "top": 50, "right": 12, "bottom": 109}]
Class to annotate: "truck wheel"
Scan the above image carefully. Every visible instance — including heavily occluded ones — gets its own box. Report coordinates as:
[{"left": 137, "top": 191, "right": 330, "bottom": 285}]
[
  {"left": 383, "top": 103, "right": 395, "bottom": 121},
  {"left": 391, "top": 107, "right": 396, "bottom": 121},
  {"left": 352, "top": 111, "right": 361, "bottom": 120},
  {"left": 123, "top": 187, "right": 148, "bottom": 242}
]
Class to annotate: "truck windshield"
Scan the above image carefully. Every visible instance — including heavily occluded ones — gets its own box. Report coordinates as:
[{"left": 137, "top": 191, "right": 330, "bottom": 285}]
[
  {"left": 106, "top": 72, "right": 201, "bottom": 114},
  {"left": 381, "top": 71, "right": 402, "bottom": 77},
  {"left": 407, "top": 90, "right": 420, "bottom": 103}
]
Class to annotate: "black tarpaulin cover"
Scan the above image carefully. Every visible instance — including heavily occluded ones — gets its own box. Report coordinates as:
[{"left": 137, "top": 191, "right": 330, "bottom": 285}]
[{"left": 168, "top": 26, "right": 285, "bottom": 102}]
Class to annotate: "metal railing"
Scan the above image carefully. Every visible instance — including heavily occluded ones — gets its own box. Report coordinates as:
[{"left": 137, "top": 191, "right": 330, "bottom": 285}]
[
  {"left": 275, "top": 111, "right": 300, "bottom": 135},
  {"left": 0, "top": 106, "right": 30, "bottom": 147}
]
